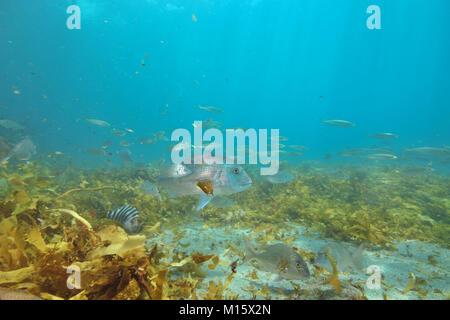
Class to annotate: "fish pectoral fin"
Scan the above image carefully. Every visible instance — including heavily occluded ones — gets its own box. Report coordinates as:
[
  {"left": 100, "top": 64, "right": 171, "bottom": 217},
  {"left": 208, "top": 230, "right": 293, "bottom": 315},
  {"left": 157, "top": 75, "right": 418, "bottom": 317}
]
[{"left": 197, "top": 194, "right": 214, "bottom": 211}]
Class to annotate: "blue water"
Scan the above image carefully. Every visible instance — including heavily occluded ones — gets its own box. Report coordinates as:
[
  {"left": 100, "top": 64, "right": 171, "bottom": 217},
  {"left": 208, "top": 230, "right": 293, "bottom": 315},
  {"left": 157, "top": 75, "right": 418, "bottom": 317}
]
[{"left": 1, "top": 0, "right": 449, "bottom": 167}]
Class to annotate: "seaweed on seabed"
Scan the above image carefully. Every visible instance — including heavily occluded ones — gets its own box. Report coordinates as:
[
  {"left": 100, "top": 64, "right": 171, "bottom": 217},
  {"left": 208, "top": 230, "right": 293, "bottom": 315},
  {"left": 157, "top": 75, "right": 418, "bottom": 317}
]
[
  {"left": 200, "top": 273, "right": 236, "bottom": 300},
  {"left": 236, "top": 163, "right": 449, "bottom": 249},
  {"left": 0, "top": 195, "right": 196, "bottom": 300},
  {"left": 2, "top": 159, "right": 449, "bottom": 299},
  {"left": 326, "top": 248, "right": 341, "bottom": 295}
]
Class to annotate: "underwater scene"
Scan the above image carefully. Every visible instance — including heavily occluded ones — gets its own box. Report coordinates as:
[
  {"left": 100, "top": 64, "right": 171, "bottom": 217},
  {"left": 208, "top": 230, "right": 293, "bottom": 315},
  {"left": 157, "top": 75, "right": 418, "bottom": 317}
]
[{"left": 0, "top": 0, "right": 449, "bottom": 301}]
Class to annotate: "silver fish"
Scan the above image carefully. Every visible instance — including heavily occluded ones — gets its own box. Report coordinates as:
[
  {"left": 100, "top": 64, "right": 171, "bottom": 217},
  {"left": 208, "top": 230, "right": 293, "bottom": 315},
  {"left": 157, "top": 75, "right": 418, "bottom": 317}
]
[
  {"left": 338, "top": 149, "right": 369, "bottom": 157},
  {"left": 111, "top": 129, "right": 126, "bottom": 137},
  {"left": 158, "top": 163, "right": 252, "bottom": 211},
  {"left": 264, "top": 171, "right": 294, "bottom": 184},
  {"left": 367, "top": 133, "right": 398, "bottom": 140},
  {"left": 276, "top": 143, "right": 287, "bottom": 149},
  {"left": 198, "top": 106, "right": 224, "bottom": 114},
  {"left": 1, "top": 138, "right": 36, "bottom": 163},
  {"left": 337, "top": 148, "right": 376, "bottom": 157},
  {"left": 141, "top": 181, "right": 162, "bottom": 201},
  {"left": 243, "top": 236, "right": 310, "bottom": 280},
  {"left": 288, "top": 145, "right": 309, "bottom": 151},
  {"left": 316, "top": 243, "right": 364, "bottom": 273},
  {"left": 320, "top": 119, "right": 356, "bottom": 128},
  {"left": 170, "top": 142, "right": 220, "bottom": 152},
  {"left": 360, "top": 153, "right": 397, "bottom": 160},
  {"left": 404, "top": 147, "right": 450, "bottom": 158},
  {"left": 200, "top": 119, "right": 222, "bottom": 130},
  {"left": 0, "top": 119, "right": 25, "bottom": 130},
  {"left": 84, "top": 117, "right": 111, "bottom": 127},
  {"left": 272, "top": 136, "right": 289, "bottom": 142},
  {"left": 154, "top": 131, "right": 169, "bottom": 141}
]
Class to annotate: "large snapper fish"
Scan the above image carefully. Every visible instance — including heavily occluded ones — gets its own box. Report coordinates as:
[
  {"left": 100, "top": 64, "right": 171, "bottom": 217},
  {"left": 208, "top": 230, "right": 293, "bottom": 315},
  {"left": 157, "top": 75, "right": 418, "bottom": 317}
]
[{"left": 158, "top": 163, "right": 252, "bottom": 211}]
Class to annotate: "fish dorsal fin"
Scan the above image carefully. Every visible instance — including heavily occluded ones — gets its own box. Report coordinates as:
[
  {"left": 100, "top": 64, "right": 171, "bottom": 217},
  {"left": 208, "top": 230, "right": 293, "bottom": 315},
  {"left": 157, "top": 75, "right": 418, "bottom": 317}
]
[{"left": 197, "top": 194, "right": 213, "bottom": 211}]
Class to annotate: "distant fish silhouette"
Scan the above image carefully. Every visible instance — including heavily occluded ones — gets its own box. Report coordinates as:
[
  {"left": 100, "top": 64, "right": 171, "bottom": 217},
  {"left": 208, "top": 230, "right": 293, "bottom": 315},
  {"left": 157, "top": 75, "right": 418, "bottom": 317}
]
[{"left": 0, "top": 138, "right": 36, "bottom": 164}]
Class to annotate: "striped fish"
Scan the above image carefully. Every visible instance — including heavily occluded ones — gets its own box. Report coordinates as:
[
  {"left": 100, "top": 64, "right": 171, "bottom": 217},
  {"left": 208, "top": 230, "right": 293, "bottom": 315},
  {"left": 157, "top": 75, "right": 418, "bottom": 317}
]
[{"left": 105, "top": 204, "right": 142, "bottom": 234}]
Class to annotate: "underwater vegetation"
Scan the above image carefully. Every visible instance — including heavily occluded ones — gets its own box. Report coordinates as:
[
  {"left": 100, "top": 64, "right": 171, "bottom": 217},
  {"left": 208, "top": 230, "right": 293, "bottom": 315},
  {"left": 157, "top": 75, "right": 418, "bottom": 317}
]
[{"left": 0, "top": 159, "right": 448, "bottom": 300}]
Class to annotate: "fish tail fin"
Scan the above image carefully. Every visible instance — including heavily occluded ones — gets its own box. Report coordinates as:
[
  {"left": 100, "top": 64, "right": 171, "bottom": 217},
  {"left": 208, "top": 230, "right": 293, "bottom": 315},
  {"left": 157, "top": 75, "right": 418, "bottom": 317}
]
[
  {"left": 153, "top": 184, "right": 162, "bottom": 202},
  {"left": 319, "top": 118, "right": 324, "bottom": 123},
  {"left": 352, "top": 243, "right": 365, "bottom": 271},
  {"left": 243, "top": 235, "right": 257, "bottom": 263}
]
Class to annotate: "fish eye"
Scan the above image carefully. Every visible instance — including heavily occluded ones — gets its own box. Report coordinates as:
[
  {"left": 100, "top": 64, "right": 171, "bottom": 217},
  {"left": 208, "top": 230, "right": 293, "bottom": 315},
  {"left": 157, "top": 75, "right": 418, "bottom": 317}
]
[{"left": 233, "top": 167, "right": 239, "bottom": 174}]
